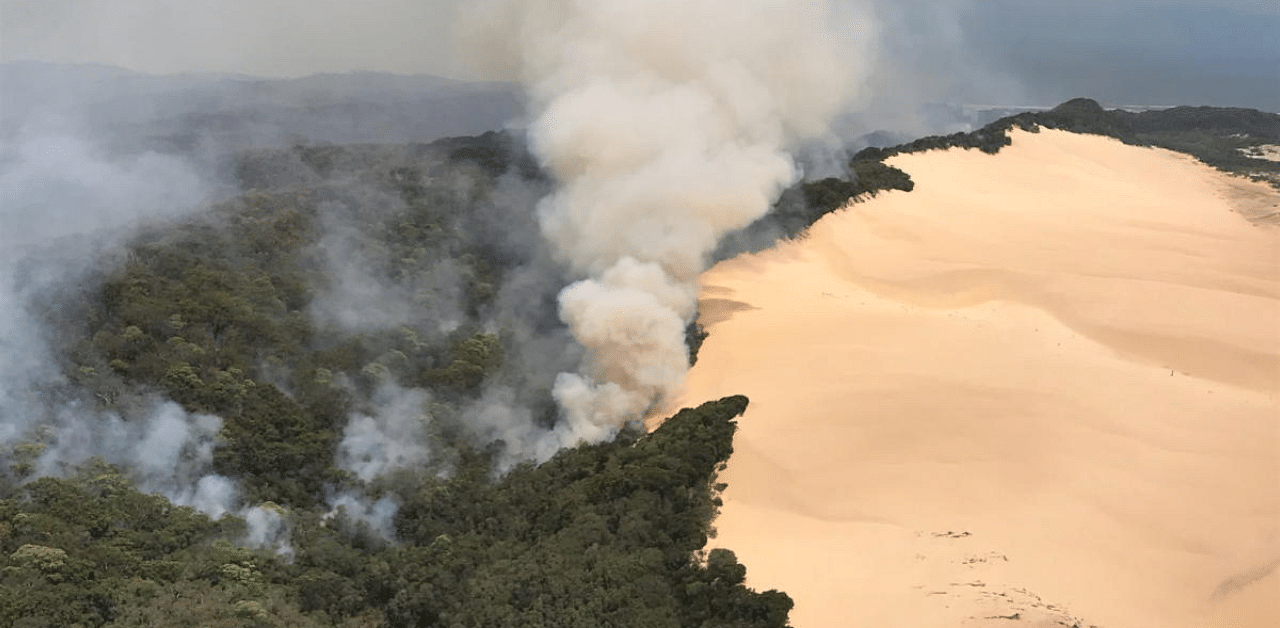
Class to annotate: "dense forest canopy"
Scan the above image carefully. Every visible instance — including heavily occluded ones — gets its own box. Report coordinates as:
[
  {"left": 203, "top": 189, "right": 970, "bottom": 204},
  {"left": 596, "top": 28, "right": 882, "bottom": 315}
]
[{"left": 3, "top": 396, "right": 795, "bottom": 627}]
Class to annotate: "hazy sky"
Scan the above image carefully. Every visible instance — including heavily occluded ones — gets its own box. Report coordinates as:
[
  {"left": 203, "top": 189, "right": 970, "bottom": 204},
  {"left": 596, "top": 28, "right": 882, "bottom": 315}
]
[
  {"left": 1, "top": 0, "right": 470, "bottom": 77},
  {"left": 2, "top": 0, "right": 1278, "bottom": 108},
  {"left": 961, "top": 0, "right": 1280, "bottom": 107}
]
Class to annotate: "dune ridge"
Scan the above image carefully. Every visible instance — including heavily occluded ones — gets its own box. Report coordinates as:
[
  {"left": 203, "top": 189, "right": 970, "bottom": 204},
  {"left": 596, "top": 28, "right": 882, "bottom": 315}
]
[{"left": 660, "top": 129, "right": 1280, "bottom": 628}]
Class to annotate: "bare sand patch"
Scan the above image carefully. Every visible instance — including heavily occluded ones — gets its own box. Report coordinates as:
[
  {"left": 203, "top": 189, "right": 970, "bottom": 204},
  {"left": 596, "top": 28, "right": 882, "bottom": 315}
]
[
  {"left": 657, "top": 129, "right": 1280, "bottom": 628},
  {"left": 1240, "top": 144, "right": 1280, "bottom": 163}
]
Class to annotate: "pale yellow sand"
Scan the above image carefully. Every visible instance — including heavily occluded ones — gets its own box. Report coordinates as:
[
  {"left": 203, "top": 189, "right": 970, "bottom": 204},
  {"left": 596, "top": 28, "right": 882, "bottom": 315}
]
[{"left": 659, "top": 129, "right": 1280, "bottom": 628}]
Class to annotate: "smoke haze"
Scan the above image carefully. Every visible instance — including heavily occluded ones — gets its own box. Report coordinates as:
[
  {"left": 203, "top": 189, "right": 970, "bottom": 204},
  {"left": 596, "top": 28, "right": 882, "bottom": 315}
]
[
  {"left": 0, "top": 129, "right": 209, "bottom": 441},
  {"left": 0, "top": 126, "right": 293, "bottom": 551}
]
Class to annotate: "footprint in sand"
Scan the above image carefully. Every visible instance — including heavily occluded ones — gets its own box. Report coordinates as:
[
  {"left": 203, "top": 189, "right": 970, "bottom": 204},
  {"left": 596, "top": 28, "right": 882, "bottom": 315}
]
[{"left": 912, "top": 531, "right": 1098, "bottom": 627}]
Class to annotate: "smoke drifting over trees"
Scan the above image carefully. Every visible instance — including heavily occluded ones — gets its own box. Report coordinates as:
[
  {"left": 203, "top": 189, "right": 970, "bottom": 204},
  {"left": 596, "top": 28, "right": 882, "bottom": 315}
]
[{"left": 0, "top": 129, "right": 295, "bottom": 549}]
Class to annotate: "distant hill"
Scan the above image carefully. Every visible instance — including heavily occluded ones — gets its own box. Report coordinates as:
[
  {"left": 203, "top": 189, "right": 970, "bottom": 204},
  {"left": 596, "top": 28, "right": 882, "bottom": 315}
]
[{"left": 0, "top": 61, "right": 522, "bottom": 153}]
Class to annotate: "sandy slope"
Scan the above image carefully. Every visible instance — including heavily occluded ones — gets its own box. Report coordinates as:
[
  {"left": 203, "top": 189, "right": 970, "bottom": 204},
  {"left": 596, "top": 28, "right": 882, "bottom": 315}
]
[{"left": 658, "top": 129, "right": 1280, "bottom": 628}]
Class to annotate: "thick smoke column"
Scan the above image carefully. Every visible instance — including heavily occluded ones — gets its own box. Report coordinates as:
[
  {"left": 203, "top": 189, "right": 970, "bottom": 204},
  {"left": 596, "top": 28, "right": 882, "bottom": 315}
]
[{"left": 470, "top": 0, "right": 876, "bottom": 443}]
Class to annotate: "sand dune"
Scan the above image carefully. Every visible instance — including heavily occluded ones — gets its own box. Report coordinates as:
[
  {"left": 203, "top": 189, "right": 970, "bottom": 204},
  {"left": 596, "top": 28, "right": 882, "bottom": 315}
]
[{"left": 659, "top": 129, "right": 1280, "bottom": 628}]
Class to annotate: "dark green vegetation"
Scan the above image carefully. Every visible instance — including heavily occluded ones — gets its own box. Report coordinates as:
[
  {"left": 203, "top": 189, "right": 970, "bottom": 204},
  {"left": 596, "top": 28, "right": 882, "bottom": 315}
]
[
  {"left": 3, "top": 397, "right": 790, "bottom": 628},
  {"left": 856, "top": 98, "right": 1280, "bottom": 190},
  {"left": 685, "top": 322, "right": 709, "bottom": 367},
  {"left": 721, "top": 158, "right": 915, "bottom": 254},
  {"left": 768, "top": 160, "right": 916, "bottom": 240}
]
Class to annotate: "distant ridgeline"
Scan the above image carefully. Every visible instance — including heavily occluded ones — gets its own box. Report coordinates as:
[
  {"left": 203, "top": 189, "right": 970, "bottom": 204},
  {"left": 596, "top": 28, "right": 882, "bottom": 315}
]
[{"left": 858, "top": 98, "right": 1280, "bottom": 190}]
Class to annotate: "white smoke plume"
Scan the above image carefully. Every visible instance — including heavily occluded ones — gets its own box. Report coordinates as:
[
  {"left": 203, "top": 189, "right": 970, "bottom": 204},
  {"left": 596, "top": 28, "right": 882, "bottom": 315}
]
[
  {"left": 242, "top": 503, "right": 293, "bottom": 555},
  {"left": 326, "top": 494, "right": 400, "bottom": 541},
  {"left": 23, "top": 402, "right": 276, "bottom": 541},
  {"left": 336, "top": 384, "right": 434, "bottom": 483},
  {"left": 326, "top": 383, "right": 436, "bottom": 540},
  {"left": 467, "top": 0, "right": 877, "bottom": 445}
]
